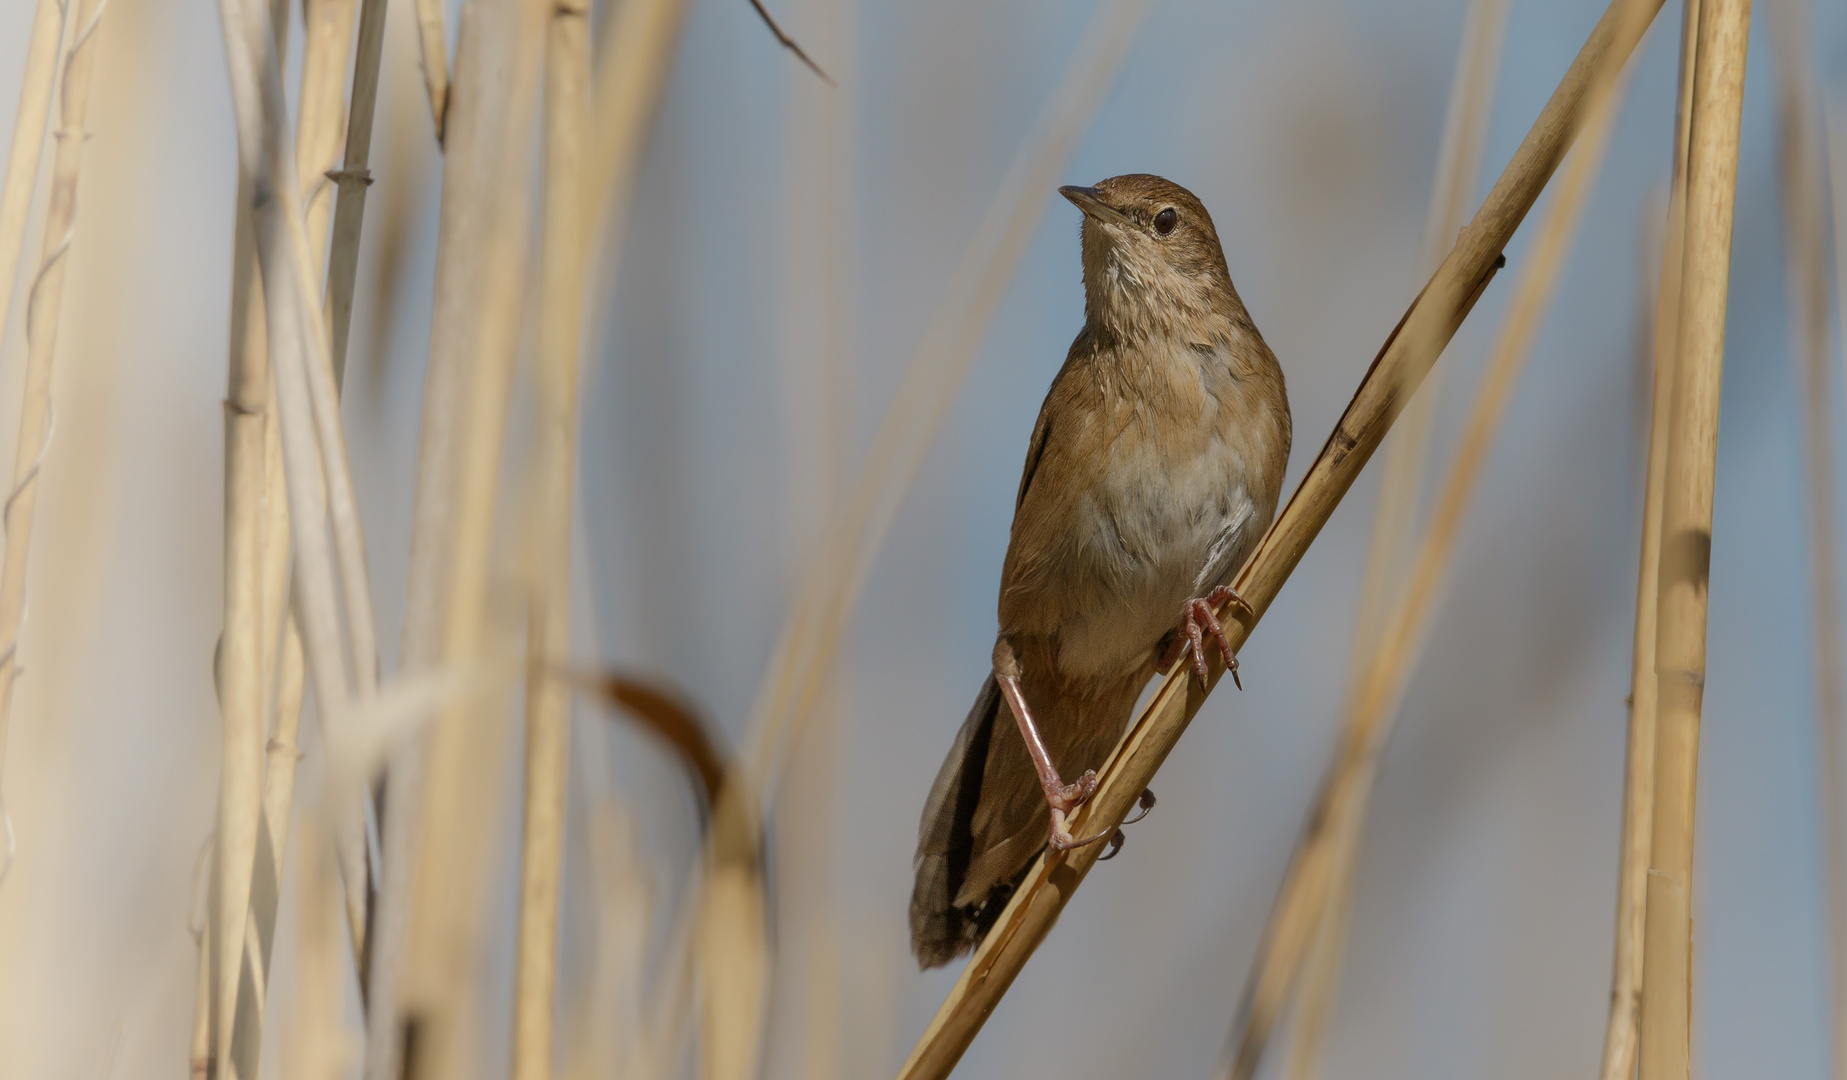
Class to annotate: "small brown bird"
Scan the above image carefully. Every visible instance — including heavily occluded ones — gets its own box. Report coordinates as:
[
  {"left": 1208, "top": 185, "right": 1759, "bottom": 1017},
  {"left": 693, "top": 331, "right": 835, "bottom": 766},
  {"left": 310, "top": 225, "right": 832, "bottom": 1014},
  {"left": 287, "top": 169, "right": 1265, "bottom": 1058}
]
[{"left": 910, "top": 174, "right": 1292, "bottom": 968}]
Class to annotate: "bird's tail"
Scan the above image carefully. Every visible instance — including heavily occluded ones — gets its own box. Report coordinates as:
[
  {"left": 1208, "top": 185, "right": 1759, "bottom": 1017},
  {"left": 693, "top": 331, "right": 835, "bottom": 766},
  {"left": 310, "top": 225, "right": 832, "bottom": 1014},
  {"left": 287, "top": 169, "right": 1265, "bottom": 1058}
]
[{"left": 910, "top": 673, "right": 1005, "bottom": 968}]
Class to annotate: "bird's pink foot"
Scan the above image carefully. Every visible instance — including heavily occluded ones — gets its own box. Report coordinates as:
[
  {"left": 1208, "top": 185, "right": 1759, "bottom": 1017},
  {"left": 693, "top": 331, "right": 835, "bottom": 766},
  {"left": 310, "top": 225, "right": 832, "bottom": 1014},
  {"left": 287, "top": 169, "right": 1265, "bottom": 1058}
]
[{"left": 1181, "top": 584, "right": 1250, "bottom": 689}]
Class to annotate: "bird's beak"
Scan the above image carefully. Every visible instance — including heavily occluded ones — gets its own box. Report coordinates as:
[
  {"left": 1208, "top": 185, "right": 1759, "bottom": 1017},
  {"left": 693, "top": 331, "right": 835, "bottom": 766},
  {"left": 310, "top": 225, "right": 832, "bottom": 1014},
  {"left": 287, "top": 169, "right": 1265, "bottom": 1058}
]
[{"left": 1059, "top": 185, "right": 1130, "bottom": 225}]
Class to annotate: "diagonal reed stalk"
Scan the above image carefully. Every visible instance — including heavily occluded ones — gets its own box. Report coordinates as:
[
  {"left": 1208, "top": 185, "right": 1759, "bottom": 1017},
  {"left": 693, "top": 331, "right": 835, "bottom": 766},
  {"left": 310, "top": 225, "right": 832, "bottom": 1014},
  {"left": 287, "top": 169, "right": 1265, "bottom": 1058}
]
[
  {"left": 1282, "top": 4, "right": 1509, "bottom": 1075},
  {"left": 1635, "top": 1, "right": 1751, "bottom": 1076},
  {"left": 512, "top": 0, "right": 591, "bottom": 1075},
  {"left": 1767, "top": 4, "right": 1847, "bottom": 1076},
  {"left": 1596, "top": 7, "right": 1698, "bottom": 1079},
  {"left": 1222, "top": 17, "right": 1638, "bottom": 1080},
  {"left": 893, "top": 2, "right": 1666, "bottom": 1075}
]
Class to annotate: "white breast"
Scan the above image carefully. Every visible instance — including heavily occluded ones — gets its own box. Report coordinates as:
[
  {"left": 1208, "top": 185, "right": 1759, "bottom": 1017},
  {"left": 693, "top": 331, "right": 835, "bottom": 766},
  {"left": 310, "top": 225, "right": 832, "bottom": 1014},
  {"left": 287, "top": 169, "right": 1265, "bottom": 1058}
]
[{"left": 1051, "top": 420, "right": 1260, "bottom": 682}]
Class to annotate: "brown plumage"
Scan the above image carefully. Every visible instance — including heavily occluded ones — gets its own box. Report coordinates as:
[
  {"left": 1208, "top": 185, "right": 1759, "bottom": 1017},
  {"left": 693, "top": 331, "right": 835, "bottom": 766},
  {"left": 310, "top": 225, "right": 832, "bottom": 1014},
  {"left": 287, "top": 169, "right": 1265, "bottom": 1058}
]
[{"left": 910, "top": 175, "right": 1291, "bottom": 968}]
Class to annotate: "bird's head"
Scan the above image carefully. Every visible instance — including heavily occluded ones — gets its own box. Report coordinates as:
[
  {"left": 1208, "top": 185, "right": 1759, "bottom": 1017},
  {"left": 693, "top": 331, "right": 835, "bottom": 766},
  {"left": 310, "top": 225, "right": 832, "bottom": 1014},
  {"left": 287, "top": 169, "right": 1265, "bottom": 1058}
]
[{"left": 1059, "top": 174, "right": 1237, "bottom": 336}]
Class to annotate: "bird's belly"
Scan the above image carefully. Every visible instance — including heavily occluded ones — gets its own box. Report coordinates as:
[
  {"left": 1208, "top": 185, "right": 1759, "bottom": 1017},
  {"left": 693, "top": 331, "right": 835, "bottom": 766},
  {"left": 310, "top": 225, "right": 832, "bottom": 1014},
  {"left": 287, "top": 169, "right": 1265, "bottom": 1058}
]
[{"left": 1050, "top": 451, "right": 1256, "bottom": 681}]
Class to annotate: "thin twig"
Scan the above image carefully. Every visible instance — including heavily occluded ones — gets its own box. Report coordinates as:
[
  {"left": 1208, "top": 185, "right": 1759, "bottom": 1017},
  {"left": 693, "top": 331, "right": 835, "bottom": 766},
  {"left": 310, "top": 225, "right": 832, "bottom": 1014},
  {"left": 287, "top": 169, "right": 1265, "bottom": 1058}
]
[
  {"left": 1635, "top": 2, "right": 1751, "bottom": 1077},
  {"left": 744, "top": 0, "right": 832, "bottom": 84},
  {"left": 893, "top": 2, "right": 1665, "bottom": 1075}
]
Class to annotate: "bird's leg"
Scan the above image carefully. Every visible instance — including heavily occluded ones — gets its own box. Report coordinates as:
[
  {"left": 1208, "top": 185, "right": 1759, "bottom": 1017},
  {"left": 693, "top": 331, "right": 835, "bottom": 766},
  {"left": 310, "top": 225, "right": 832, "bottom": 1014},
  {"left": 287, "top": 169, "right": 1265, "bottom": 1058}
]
[
  {"left": 991, "top": 653, "right": 1110, "bottom": 852},
  {"left": 1177, "top": 583, "right": 1252, "bottom": 690}
]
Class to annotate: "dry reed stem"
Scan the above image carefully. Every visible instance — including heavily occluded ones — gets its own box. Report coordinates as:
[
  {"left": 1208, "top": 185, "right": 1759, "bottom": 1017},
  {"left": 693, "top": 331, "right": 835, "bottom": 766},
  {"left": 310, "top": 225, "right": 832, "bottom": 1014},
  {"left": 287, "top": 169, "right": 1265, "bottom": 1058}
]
[
  {"left": 893, "top": 3, "right": 1664, "bottom": 1075},
  {"left": 1283, "top": 5, "right": 1508, "bottom": 1076},
  {"left": 414, "top": 0, "right": 450, "bottom": 144},
  {"left": 1596, "top": 8, "right": 1699, "bottom": 1079},
  {"left": 1636, "top": 1, "right": 1751, "bottom": 1076},
  {"left": 373, "top": 4, "right": 545, "bottom": 1078},
  {"left": 325, "top": 0, "right": 390, "bottom": 385},
  {"left": 1223, "top": 26, "right": 1637, "bottom": 1080},
  {"left": 0, "top": 0, "right": 105, "bottom": 870},
  {"left": 1767, "top": 5, "right": 1847, "bottom": 1076},
  {"left": 0, "top": 0, "right": 67, "bottom": 387},
  {"left": 512, "top": 1, "right": 591, "bottom": 1076}
]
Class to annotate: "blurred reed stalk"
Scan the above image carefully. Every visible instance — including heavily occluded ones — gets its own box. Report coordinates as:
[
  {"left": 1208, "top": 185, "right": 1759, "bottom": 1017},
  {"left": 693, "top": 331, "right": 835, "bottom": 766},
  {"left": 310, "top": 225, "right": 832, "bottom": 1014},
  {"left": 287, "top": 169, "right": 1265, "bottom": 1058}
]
[
  {"left": 511, "top": 0, "right": 591, "bottom": 1075},
  {"left": 1635, "top": 1, "right": 1750, "bottom": 1077},
  {"left": 0, "top": 0, "right": 66, "bottom": 393},
  {"left": 894, "top": 2, "right": 1666, "bottom": 1075},
  {"left": 1596, "top": 9, "right": 1697, "bottom": 1079},
  {"left": 368, "top": 3, "right": 544, "bottom": 1078},
  {"left": 1768, "top": 1, "right": 1847, "bottom": 1076},
  {"left": 1223, "top": 22, "right": 1636, "bottom": 1080},
  {"left": 1282, "top": 2, "right": 1508, "bottom": 1074},
  {"left": 0, "top": 0, "right": 102, "bottom": 871}
]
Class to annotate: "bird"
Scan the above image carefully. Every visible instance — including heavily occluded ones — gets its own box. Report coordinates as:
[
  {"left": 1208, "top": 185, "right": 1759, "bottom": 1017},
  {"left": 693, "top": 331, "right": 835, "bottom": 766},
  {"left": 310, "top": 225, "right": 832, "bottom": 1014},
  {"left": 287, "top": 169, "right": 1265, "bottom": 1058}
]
[{"left": 909, "top": 174, "right": 1292, "bottom": 969}]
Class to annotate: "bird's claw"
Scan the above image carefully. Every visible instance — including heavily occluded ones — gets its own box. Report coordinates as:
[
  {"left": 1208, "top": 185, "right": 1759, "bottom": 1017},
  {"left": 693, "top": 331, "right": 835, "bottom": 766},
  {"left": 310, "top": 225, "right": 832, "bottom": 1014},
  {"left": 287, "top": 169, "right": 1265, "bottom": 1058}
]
[
  {"left": 1123, "top": 787, "right": 1156, "bottom": 825},
  {"left": 1046, "top": 769, "right": 1098, "bottom": 813},
  {"left": 1048, "top": 807, "right": 1112, "bottom": 852},
  {"left": 1096, "top": 829, "right": 1127, "bottom": 861},
  {"left": 1183, "top": 584, "right": 1248, "bottom": 690}
]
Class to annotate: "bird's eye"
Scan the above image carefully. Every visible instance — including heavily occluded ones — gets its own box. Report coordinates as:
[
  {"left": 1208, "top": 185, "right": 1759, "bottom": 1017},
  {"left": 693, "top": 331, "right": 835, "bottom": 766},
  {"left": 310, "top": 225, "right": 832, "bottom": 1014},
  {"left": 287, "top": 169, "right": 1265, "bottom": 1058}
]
[{"left": 1153, "top": 208, "right": 1178, "bottom": 235}]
